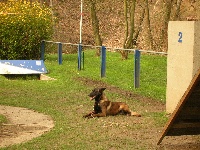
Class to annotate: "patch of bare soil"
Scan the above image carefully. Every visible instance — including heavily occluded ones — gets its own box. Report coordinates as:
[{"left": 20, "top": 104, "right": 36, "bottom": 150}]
[
  {"left": 0, "top": 106, "right": 54, "bottom": 148},
  {"left": 76, "top": 77, "right": 200, "bottom": 149}
]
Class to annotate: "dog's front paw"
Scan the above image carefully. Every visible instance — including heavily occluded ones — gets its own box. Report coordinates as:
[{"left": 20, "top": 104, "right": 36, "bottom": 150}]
[
  {"left": 83, "top": 113, "right": 95, "bottom": 119},
  {"left": 83, "top": 114, "right": 90, "bottom": 118},
  {"left": 83, "top": 115, "right": 87, "bottom": 118},
  {"left": 83, "top": 113, "right": 92, "bottom": 118}
]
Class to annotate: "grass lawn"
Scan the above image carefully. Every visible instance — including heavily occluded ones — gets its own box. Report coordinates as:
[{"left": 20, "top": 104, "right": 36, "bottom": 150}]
[
  {"left": 78, "top": 50, "right": 166, "bottom": 101},
  {"left": 0, "top": 50, "right": 168, "bottom": 149},
  {"left": 0, "top": 114, "right": 7, "bottom": 125}
]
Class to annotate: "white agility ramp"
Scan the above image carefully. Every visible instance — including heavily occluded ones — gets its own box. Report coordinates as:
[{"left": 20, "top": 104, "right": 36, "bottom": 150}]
[{"left": 0, "top": 60, "right": 47, "bottom": 74}]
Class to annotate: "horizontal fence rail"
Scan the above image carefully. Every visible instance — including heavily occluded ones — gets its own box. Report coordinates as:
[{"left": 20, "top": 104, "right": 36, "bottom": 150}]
[{"left": 41, "top": 40, "right": 168, "bottom": 55}]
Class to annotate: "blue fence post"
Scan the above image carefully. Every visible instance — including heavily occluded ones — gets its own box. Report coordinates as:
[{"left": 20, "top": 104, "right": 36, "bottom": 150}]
[
  {"left": 82, "top": 51, "right": 84, "bottom": 70},
  {"left": 134, "top": 50, "right": 140, "bottom": 88},
  {"left": 101, "top": 46, "right": 106, "bottom": 78},
  {"left": 41, "top": 40, "right": 45, "bottom": 61},
  {"left": 78, "top": 44, "right": 82, "bottom": 70},
  {"left": 58, "top": 42, "right": 62, "bottom": 65}
]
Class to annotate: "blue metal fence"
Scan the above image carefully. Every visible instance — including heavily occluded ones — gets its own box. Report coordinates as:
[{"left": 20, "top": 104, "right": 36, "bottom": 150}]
[
  {"left": 101, "top": 46, "right": 106, "bottom": 78},
  {"left": 134, "top": 50, "right": 140, "bottom": 88},
  {"left": 78, "top": 44, "right": 82, "bottom": 70},
  {"left": 40, "top": 40, "right": 167, "bottom": 88}
]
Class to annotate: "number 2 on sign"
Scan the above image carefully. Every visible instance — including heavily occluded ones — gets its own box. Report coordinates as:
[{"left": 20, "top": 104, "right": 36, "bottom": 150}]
[{"left": 178, "top": 32, "right": 182, "bottom": 43}]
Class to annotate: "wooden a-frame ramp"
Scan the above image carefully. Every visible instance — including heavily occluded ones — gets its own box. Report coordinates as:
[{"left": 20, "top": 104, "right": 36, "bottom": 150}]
[{"left": 157, "top": 68, "right": 200, "bottom": 145}]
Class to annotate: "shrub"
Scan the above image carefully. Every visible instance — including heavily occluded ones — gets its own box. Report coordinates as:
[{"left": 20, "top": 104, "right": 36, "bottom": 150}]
[{"left": 0, "top": 1, "right": 53, "bottom": 60}]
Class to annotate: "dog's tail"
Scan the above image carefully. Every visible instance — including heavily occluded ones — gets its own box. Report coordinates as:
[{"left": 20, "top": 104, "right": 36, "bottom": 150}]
[{"left": 131, "top": 111, "right": 141, "bottom": 117}]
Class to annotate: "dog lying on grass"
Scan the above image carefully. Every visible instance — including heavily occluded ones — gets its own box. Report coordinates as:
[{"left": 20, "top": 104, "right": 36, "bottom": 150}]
[{"left": 83, "top": 87, "right": 141, "bottom": 118}]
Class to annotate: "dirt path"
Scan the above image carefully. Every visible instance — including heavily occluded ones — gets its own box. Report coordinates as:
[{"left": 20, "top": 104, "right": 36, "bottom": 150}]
[{"left": 0, "top": 105, "right": 54, "bottom": 148}]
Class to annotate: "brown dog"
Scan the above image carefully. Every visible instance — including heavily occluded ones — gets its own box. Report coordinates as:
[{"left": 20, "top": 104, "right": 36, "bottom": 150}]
[{"left": 83, "top": 88, "right": 141, "bottom": 118}]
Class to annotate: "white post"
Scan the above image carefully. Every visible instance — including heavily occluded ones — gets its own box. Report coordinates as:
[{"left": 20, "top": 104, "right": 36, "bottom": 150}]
[
  {"left": 166, "top": 21, "right": 200, "bottom": 113},
  {"left": 50, "top": 0, "right": 53, "bottom": 21},
  {"left": 80, "top": 0, "right": 83, "bottom": 44}
]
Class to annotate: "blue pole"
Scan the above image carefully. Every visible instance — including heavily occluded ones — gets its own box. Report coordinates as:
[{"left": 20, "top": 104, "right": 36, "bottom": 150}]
[
  {"left": 41, "top": 40, "right": 45, "bottom": 61},
  {"left": 134, "top": 50, "right": 140, "bottom": 88},
  {"left": 82, "top": 51, "right": 84, "bottom": 70},
  {"left": 58, "top": 42, "right": 62, "bottom": 65},
  {"left": 101, "top": 46, "right": 106, "bottom": 78},
  {"left": 78, "top": 44, "right": 82, "bottom": 70}
]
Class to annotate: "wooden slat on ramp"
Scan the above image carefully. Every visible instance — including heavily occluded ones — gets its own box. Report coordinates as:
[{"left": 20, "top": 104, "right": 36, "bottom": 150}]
[{"left": 157, "top": 68, "right": 200, "bottom": 145}]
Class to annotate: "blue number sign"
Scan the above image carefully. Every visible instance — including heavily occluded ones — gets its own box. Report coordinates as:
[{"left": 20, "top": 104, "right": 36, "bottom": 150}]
[{"left": 178, "top": 32, "right": 182, "bottom": 43}]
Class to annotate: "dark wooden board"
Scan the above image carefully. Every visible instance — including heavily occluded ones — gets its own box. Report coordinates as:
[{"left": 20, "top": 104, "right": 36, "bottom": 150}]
[{"left": 157, "top": 68, "right": 200, "bottom": 145}]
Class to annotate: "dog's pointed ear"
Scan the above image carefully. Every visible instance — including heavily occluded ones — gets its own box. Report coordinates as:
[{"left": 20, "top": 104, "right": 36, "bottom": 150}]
[{"left": 99, "top": 88, "right": 106, "bottom": 93}]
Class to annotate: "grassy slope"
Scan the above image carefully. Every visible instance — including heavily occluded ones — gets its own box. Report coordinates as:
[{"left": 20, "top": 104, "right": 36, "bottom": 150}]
[{"left": 0, "top": 51, "right": 167, "bottom": 149}]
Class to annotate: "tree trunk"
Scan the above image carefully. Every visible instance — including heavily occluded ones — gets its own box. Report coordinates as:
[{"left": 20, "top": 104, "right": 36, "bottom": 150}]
[
  {"left": 122, "top": 0, "right": 136, "bottom": 60},
  {"left": 173, "top": 0, "right": 182, "bottom": 20},
  {"left": 89, "top": 0, "right": 102, "bottom": 56},
  {"left": 123, "top": 0, "right": 128, "bottom": 49},
  {"left": 160, "top": 0, "right": 173, "bottom": 51},
  {"left": 133, "top": 7, "right": 145, "bottom": 46},
  {"left": 144, "top": 0, "right": 154, "bottom": 50}
]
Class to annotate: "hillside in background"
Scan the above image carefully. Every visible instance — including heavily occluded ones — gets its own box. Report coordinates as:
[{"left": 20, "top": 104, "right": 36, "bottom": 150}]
[{"left": 51, "top": 0, "right": 199, "bottom": 51}]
